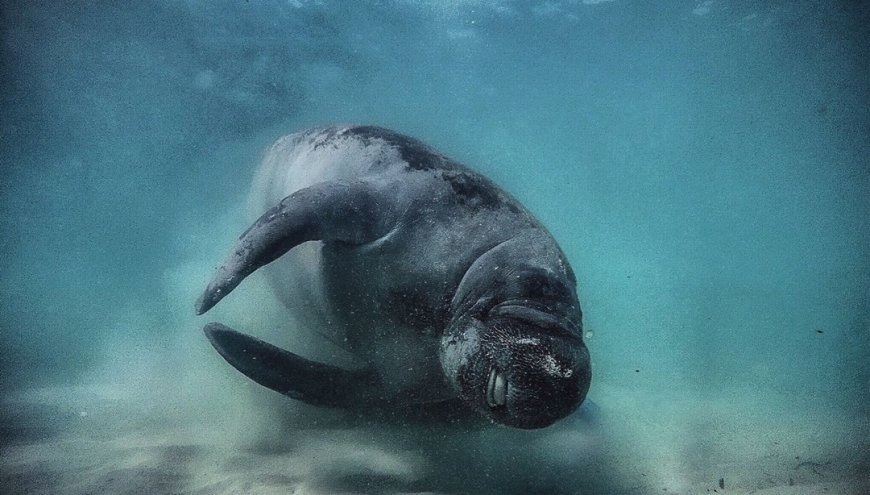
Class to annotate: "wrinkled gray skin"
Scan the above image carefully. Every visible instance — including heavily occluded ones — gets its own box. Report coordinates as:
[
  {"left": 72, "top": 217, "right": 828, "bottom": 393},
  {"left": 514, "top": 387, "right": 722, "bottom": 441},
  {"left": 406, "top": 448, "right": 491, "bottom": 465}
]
[{"left": 196, "top": 125, "right": 591, "bottom": 429}]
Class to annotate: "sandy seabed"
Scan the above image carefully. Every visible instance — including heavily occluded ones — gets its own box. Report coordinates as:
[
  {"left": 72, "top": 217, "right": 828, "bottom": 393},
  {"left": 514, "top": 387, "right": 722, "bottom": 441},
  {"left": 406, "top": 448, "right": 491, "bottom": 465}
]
[{"left": 2, "top": 376, "right": 868, "bottom": 495}]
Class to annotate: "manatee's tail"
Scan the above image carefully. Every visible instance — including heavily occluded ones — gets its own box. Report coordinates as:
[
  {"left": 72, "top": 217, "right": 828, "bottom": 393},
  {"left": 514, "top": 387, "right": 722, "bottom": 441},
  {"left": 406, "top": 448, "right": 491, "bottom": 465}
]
[{"left": 203, "top": 322, "right": 382, "bottom": 409}]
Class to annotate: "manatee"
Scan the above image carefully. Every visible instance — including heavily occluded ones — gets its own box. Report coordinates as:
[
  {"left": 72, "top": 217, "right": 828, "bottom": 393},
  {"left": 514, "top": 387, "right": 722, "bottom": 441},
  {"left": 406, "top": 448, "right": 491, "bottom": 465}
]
[{"left": 196, "top": 125, "right": 591, "bottom": 429}]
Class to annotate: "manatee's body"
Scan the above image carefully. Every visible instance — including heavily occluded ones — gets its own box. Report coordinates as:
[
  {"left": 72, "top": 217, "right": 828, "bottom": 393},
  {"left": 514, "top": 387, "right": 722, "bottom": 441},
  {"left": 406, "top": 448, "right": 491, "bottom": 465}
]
[{"left": 197, "top": 125, "right": 591, "bottom": 429}]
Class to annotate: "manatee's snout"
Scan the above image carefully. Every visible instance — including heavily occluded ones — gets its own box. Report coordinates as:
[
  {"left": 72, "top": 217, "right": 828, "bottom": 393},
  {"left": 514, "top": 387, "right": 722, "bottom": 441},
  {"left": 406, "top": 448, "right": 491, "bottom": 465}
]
[
  {"left": 443, "top": 316, "right": 591, "bottom": 429},
  {"left": 486, "top": 333, "right": 590, "bottom": 429}
]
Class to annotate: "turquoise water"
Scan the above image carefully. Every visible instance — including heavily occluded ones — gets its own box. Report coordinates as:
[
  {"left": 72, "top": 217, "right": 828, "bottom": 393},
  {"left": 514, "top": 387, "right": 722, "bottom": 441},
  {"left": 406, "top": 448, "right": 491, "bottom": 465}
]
[{"left": 1, "top": 1, "right": 868, "bottom": 494}]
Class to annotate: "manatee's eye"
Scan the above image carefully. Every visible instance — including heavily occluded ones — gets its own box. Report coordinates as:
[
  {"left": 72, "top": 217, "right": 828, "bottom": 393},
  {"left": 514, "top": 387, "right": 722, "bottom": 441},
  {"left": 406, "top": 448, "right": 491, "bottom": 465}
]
[{"left": 486, "top": 367, "right": 508, "bottom": 408}]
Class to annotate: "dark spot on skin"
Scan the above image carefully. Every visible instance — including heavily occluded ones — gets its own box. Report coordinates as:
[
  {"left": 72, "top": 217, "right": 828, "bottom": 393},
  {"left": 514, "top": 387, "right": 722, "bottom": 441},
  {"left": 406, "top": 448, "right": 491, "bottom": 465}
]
[
  {"left": 346, "top": 126, "right": 448, "bottom": 171},
  {"left": 635, "top": 369, "right": 640, "bottom": 373},
  {"left": 816, "top": 329, "right": 824, "bottom": 334},
  {"left": 442, "top": 171, "right": 518, "bottom": 212},
  {"left": 345, "top": 126, "right": 523, "bottom": 213}
]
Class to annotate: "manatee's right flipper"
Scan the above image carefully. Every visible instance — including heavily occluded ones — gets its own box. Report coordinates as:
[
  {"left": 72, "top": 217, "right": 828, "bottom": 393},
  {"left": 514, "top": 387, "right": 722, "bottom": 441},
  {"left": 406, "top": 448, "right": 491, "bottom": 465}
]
[
  {"left": 196, "top": 180, "right": 398, "bottom": 315},
  {"left": 204, "top": 322, "right": 383, "bottom": 409}
]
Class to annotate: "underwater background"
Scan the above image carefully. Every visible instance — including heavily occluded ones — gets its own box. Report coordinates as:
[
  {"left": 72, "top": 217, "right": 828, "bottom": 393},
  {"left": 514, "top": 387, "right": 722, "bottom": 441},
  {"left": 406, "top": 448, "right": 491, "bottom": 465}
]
[{"left": 1, "top": 1, "right": 868, "bottom": 494}]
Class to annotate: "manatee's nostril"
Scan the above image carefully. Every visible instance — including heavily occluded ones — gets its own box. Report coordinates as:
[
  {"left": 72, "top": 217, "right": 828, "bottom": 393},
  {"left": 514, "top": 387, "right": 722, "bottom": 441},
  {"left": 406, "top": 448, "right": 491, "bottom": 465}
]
[{"left": 486, "top": 368, "right": 508, "bottom": 408}]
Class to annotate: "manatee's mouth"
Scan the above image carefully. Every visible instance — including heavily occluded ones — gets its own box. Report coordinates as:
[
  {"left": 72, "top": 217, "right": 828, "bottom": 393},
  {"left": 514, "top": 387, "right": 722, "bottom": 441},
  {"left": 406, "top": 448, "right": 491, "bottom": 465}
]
[{"left": 486, "top": 367, "right": 508, "bottom": 409}]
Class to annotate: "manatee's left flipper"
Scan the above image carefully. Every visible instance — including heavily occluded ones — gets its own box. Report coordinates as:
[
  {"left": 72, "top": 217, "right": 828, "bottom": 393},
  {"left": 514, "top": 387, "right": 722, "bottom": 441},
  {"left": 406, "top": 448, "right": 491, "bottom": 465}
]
[
  {"left": 196, "top": 180, "right": 399, "bottom": 315},
  {"left": 204, "top": 322, "right": 384, "bottom": 409}
]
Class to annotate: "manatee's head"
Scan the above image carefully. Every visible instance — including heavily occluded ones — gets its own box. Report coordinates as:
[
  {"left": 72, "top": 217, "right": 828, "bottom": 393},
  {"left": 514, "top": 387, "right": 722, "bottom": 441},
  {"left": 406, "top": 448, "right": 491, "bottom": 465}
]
[{"left": 440, "top": 309, "right": 591, "bottom": 429}]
